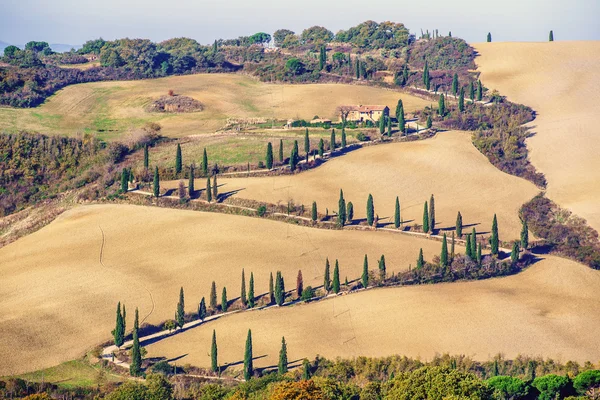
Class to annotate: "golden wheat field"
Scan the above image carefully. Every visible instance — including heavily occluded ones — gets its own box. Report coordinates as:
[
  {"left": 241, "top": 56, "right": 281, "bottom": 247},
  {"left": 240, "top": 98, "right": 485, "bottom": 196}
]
[
  {"left": 145, "top": 254, "right": 600, "bottom": 370},
  {"left": 475, "top": 41, "right": 600, "bottom": 233},
  {"left": 0, "top": 73, "right": 429, "bottom": 140},
  {"left": 0, "top": 204, "right": 448, "bottom": 375},
  {"left": 174, "top": 131, "right": 539, "bottom": 240}
]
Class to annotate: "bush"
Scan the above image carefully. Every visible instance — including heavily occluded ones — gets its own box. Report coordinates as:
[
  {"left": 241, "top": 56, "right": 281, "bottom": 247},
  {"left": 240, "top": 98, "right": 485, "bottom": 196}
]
[
  {"left": 356, "top": 132, "right": 369, "bottom": 141},
  {"left": 301, "top": 286, "right": 315, "bottom": 301},
  {"left": 257, "top": 205, "right": 267, "bottom": 217},
  {"left": 151, "top": 360, "right": 173, "bottom": 375}
]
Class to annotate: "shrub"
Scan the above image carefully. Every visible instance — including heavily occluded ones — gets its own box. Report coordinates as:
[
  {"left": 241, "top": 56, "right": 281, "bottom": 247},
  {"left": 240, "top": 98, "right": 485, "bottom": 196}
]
[
  {"left": 152, "top": 360, "right": 173, "bottom": 375},
  {"left": 356, "top": 132, "right": 369, "bottom": 141},
  {"left": 257, "top": 205, "right": 267, "bottom": 217},
  {"left": 301, "top": 286, "right": 315, "bottom": 301}
]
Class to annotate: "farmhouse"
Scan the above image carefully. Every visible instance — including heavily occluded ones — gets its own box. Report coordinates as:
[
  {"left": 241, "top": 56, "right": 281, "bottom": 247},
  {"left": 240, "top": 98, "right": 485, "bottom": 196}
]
[{"left": 343, "top": 105, "right": 390, "bottom": 122}]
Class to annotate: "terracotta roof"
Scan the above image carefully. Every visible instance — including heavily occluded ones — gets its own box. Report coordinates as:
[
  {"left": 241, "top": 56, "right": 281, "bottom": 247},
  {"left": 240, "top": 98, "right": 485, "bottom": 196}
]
[{"left": 357, "top": 105, "right": 388, "bottom": 112}]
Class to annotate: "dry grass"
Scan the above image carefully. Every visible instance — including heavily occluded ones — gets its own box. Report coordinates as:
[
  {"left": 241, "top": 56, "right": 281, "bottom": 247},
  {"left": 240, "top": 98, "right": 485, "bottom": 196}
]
[
  {"left": 0, "top": 204, "right": 447, "bottom": 375},
  {"left": 145, "top": 253, "right": 600, "bottom": 370},
  {"left": 0, "top": 73, "right": 429, "bottom": 141},
  {"left": 189, "top": 131, "right": 539, "bottom": 240},
  {"left": 474, "top": 41, "right": 600, "bottom": 233}
]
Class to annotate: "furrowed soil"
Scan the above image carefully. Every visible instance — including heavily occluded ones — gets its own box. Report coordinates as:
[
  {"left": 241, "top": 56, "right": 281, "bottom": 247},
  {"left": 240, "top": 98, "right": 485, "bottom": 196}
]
[{"left": 474, "top": 41, "right": 600, "bottom": 233}]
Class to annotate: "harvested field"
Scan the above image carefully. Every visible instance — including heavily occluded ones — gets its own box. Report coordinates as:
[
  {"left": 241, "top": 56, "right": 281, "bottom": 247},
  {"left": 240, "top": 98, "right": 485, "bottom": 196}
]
[
  {"left": 146, "top": 254, "right": 600, "bottom": 369},
  {"left": 198, "top": 131, "right": 539, "bottom": 240},
  {"left": 0, "top": 204, "right": 447, "bottom": 375},
  {"left": 475, "top": 41, "right": 600, "bottom": 233},
  {"left": 0, "top": 73, "right": 429, "bottom": 140}
]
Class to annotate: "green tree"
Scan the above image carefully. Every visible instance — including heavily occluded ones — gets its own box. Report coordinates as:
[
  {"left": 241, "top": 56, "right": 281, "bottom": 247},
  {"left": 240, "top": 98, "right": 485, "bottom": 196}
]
[
  {"left": 458, "top": 87, "right": 465, "bottom": 112},
  {"left": 198, "top": 297, "right": 206, "bottom": 321},
  {"left": 422, "top": 60, "right": 430, "bottom": 89},
  {"left": 477, "top": 242, "right": 482, "bottom": 264},
  {"left": 176, "top": 287, "right": 185, "bottom": 328},
  {"left": 387, "top": 116, "right": 392, "bottom": 136},
  {"left": 221, "top": 286, "right": 228, "bottom": 312},
  {"left": 244, "top": 329, "right": 253, "bottom": 380},
  {"left": 112, "top": 302, "right": 125, "bottom": 347},
  {"left": 210, "top": 281, "right": 217, "bottom": 310},
  {"left": 452, "top": 73, "right": 459, "bottom": 96},
  {"left": 269, "top": 272, "right": 275, "bottom": 304},
  {"left": 487, "top": 32, "right": 492, "bottom": 42},
  {"left": 471, "top": 227, "right": 477, "bottom": 259},
  {"left": 153, "top": 167, "right": 160, "bottom": 198},
  {"left": 206, "top": 177, "right": 212, "bottom": 202},
  {"left": 441, "top": 234, "right": 448, "bottom": 267},
  {"left": 347, "top": 201, "right": 354, "bottom": 223},
  {"left": 362, "top": 254, "right": 369, "bottom": 288},
  {"left": 379, "top": 115, "right": 386, "bottom": 135},
  {"left": 319, "top": 45, "right": 326, "bottom": 70},
  {"left": 466, "top": 234, "right": 472, "bottom": 259},
  {"left": 395, "top": 99, "right": 404, "bottom": 122},
  {"left": 332, "top": 260, "right": 340, "bottom": 293},
  {"left": 129, "top": 308, "right": 142, "bottom": 376},
  {"left": 302, "top": 359, "right": 311, "bottom": 380},
  {"left": 212, "top": 174, "right": 218, "bottom": 201},
  {"left": 451, "top": 232, "right": 456, "bottom": 261},
  {"left": 338, "top": 189, "right": 346, "bottom": 226},
  {"left": 175, "top": 143, "right": 182, "bottom": 174},
  {"left": 429, "top": 194, "right": 435, "bottom": 232},
  {"left": 188, "top": 165, "right": 195, "bottom": 197},
  {"left": 423, "top": 201, "right": 430, "bottom": 233},
  {"left": 367, "top": 194, "right": 375, "bottom": 226},
  {"left": 491, "top": 214, "right": 499, "bottom": 255},
  {"left": 121, "top": 168, "right": 129, "bottom": 193},
  {"left": 456, "top": 211, "right": 463, "bottom": 237},
  {"left": 318, "top": 138, "right": 325, "bottom": 157},
  {"left": 511, "top": 242, "right": 520, "bottom": 264},
  {"left": 487, "top": 376, "right": 530, "bottom": 400},
  {"left": 324, "top": 258, "right": 331, "bottom": 292},
  {"left": 398, "top": 106, "right": 406, "bottom": 133},
  {"left": 394, "top": 196, "right": 401, "bottom": 228},
  {"left": 341, "top": 128, "right": 347, "bottom": 148},
  {"left": 311, "top": 201, "right": 318, "bottom": 222},
  {"left": 438, "top": 94, "right": 445, "bottom": 116},
  {"left": 417, "top": 248, "right": 424, "bottom": 269},
  {"left": 248, "top": 272, "right": 255, "bottom": 308},
  {"left": 549, "top": 30, "right": 554, "bottom": 42},
  {"left": 330, "top": 129, "right": 336, "bottom": 150},
  {"left": 278, "top": 337, "right": 288, "bottom": 374},
  {"left": 469, "top": 81, "right": 475, "bottom": 102},
  {"left": 279, "top": 139, "right": 284, "bottom": 163},
  {"left": 573, "top": 370, "right": 600, "bottom": 396},
  {"left": 304, "top": 129, "right": 310, "bottom": 161},
  {"left": 211, "top": 330, "right": 218, "bottom": 373},
  {"left": 202, "top": 148, "right": 208, "bottom": 176},
  {"left": 378, "top": 255, "right": 386, "bottom": 280},
  {"left": 241, "top": 269, "right": 247, "bottom": 306},
  {"left": 275, "top": 271, "right": 285, "bottom": 306},
  {"left": 426, "top": 115, "right": 432, "bottom": 129},
  {"left": 520, "top": 219, "right": 529, "bottom": 249},
  {"left": 532, "top": 374, "right": 570, "bottom": 400},
  {"left": 289, "top": 144, "right": 298, "bottom": 171},
  {"left": 477, "top": 80, "right": 483, "bottom": 101},
  {"left": 266, "top": 142, "right": 274, "bottom": 169},
  {"left": 143, "top": 144, "right": 149, "bottom": 169}
]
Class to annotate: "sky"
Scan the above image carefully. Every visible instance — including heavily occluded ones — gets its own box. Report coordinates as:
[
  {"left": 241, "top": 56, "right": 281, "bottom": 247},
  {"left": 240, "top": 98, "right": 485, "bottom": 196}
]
[{"left": 1, "top": 0, "right": 599, "bottom": 46}]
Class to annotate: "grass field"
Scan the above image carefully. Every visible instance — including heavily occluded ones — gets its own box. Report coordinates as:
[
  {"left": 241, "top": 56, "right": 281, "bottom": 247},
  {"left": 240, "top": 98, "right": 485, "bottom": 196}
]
[
  {"left": 0, "top": 73, "right": 430, "bottom": 140},
  {"left": 475, "top": 41, "right": 600, "bottom": 233},
  {"left": 145, "top": 254, "right": 600, "bottom": 370},
  {"left": 173, "top": 130, "right": 539, "bottom": 240},
  {"left": 0, "top": 204, "right": 450, "bottom": 375}
]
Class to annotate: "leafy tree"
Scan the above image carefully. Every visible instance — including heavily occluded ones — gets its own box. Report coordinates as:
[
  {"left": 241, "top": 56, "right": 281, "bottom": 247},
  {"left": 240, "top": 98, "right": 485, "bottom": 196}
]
[
  {"left": 491, "top": 214, "right": 499, "bottom": 255},
  {"left": 248, "top": 272, "right": 255, "bottom": 308},
  {"left": 146, "top": 373, "right": 174, "bottom": 400},
  {"left": 129, "top": 308, "right": 142, "bottom": 376},
  {"left": 210, "top": 281, "right": 217, "bottom": 310},
  {"left": 121, "top": 168, "right": 129, "bottom": 193},
  {"left": 426, "top": 115, "right": 432, "bottom": 129},
  {"left": 198, "top": 297, "right": 206, "bottom": 321},
  {"left": 3, "top": 45, "right": 20, "bottom": 58},
  {"left": 332, "top": 260, "right": 340, "bottom": 293},
  {"left": 285, "top": 58, "right": 304, "bottom": 75},
  {"left": 330, "top": 129, "right": 336, "bottom": 150},
  {"left": 477, "top": 80, "right": 483, "bottom": 101},
  {"left": 279, "top": 139, "right": 284, "bottom": 163},
  {"left": 304, "top": 129, "right": 310, "bottom": 161},
  {"left": 318, "top": 138, "right": 325, "bottom": 157},
  {"left": 211, "top": 330, "right": 218, "bottom": 372},
  {"left": 175, "top": 144, "right": 182, "bottom": 174},
  {"left": 324, "top": 258, "right": 331, "bottom": 292},
  {"left": 105, "top": 381, "right": 148, "bottom": 399},
  {"left": 487, "top": 32, "right": 492, "bottom": 42},
  {"left": 278, "top": 337, "right": 288, "bottom": 374},
  {"left": 458, "top": 87, "right": 465, "bottom": 112},
  {"left": 456, "top": 211, "right": 463, "bottom": 237},
  {"left": 573, "top": 369, "right": 600, "bottom": 396},
  {"left": 511, "top": 242, "right": 520, "bottom": 264},
  {"left": 417, "top": 248, "right": 424, "bottom": 269},
  {"left": 176, "top": 287, "right": 185, "bottom": 328},
  {"left": 549, "top": 30, "right": 554, "bottom": 42},
  {"left": 188, "top": 165, "right": 195, "bottom": 197},
  {"left": 274, "top": 29, "right": 295, "bottom": 47},
  {"left": 452, "top": 73, "right": 459, "bottom": 96},
  {"left": 266, "top": 142, "right": 274, "bottom": 169},
  {"left": 269, "top": 272, "right": 275, "bottom": 304},
  {"left": 423, "top": 201, "right": 430, "bottom": 233},
  {"left": 338, "top": 189, "right": 346, "bottom": 226},
  {"left": 487, "top": 376, "right": 530, "bottom": 400},
  {"left": 520, "top": 219, "right": 529, "bottom": 249},
  {"left": 244, "top": 329, "right": 253, "bottom": 380},
  {"left": 241, "top": 269, "right": 247, "bottom": 306},
  {"left": 112, "top": 302, "right": 125, "bottom": 347},
  {"left": 429, "top": 194, "right": 436, "bottom": 232},
  {"left": 532, "top": 374, "right": 571, "bottom": 400},
  {"left": 347, "top": 201, "right": 354, "bottom": 223},
  {"left": 311, "top": 201, "right": 318, "bottom": 222},
  {"left": 378, "top": 255, "right": 386, "bottom": 280},
  {"left": 153, "top": 167, "right": 160, "bottom": 197},
  {"left": 212, "top": 174, "right": 218, "bottom": 201},
  {"left": 367, "top": 194, "right": 375, "bottom": 226},
  {"left": 202, "top": 148, "right": 208, "bottom": 176},
  {"left": 441, "top": 234, "right": 448, "bottom": 267},
  {"left": 394, "top": 196, "right": 401, "bottom": 228},
  {"left": 438, "top": 94, "right": 446, "bottom": 116},
  {"left": 362, "top": 254, "right": 369, "bottom": 288},
  {"left": 275, "top": 271, "right": 285, "bottom": 306},
  {"left": 249, "top": 32, "right": 271, "bottom": 45}
]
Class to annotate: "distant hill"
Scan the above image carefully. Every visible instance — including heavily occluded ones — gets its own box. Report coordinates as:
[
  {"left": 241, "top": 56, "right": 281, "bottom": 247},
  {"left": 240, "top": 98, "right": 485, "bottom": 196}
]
[{"left": 0, "top": 41, "right": 80, "bottom": 53}]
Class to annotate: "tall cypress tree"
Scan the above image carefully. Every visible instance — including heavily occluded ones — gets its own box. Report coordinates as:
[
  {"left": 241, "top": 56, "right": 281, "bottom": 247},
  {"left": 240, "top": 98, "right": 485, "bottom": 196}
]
[
  {"left": 422, "top": 60, "right": 429, "bottom": 88},
  {"left": 176, "top": 287, "right": 185, "bottom": 328},
  {"left": 296, "top": 270, "right": 303, "bottom": 298},
  {"left": 487, "top": 32, "right": 492, "bottom": 42},
  {"left": 330, "top": 129, "right": 336, "bottom": 150},
  {"left": 441, "top": 234, "right": 448, "bottom": 267},
  {"left": 206, "top": 177, "right": 212, "bottom": 202},
  {"left": 153, "top": 166, "right": 160, "bottom": 198},
  {"left": 477, "top": 242, "right": 482, "bottom": 265},
  {"left": 269, "top": 272, "right": 275, "bottom": 304},
  {"left": 367, "top": 194, "right": 374, "bottom": 226},
  {"left": 303, "top": 359, "right": 311, "bottom": 380},
  {"left": 198, "top": 297, "right": 206, "bottom": 321},
  {"left": 451, "top": 232, "right": 456, "bottom": 261},
  {"left": 452, "top": 73, "right": 459, "bottom": 96},
  {"left": 387, "top": 116, "right": 392, "bottom": 136},
  {"left": 469, "top": 81, "right": 475, "bottom": 102},
  {"left": 221, "top": 287, "right": 228, "bottom": 312},
  {"left": 212, "top": 174, "right": 218, "bottom": 201},
  {"left": 362, "top": 254, "right": 369, "bottom": 288},
  {"left": 477, "top": 80, "right": 483, "bottom": 101},
  {"left": 520, "top": 220, "right": 529, "bottom": 249},
  {"left": 324, "top": 258, "right": 331, "bottom": 292},
  {"left": 266, "top": 142, "right": 274, "bottom": 169},
  {"left": 458, "top": 87, "right": 465, "bottom": 112},
  {"left": 456, "top": 211, "right": 463, "bottom": 237},
  {"left": 248, "top": 272, "right": 255, "bottom": 308},
  {"left": 395, "top": 99, "right": 404, "bottom": 122},
  {"left": 347, "top": 201, "right": 354, "bottom": 224},
  {"left": 438, "top": 94, "right": 445, "bottom": 116},
  {"left": 144, "top": 144, "right": 149, "bottom": 169},
  {"left": 311, "top": 201, "right": 318, "bottom": 222},
  {"left": 426, "top": 115, "right": 432, "bottom": 129},
  {"left": 241, "top": 269, "right": 247, "bottom": 307},
  {"left": 379, "top": 115, "right": 386, "bottom": 135},
  {"left": 355, "top": 58, "right": 360, "bottom": 79},
  {"left": 341, "top": 128, "right": 347, "bottom": 148},
  {"left": 511, "top": 242, "right": 520, "bottom": 263},
  {"left": 278, "top": 139, "right": 284, "bottom": 163},
  {"left": 423, "top": 201, "right": 430, "bottom": 233},
  {"left": 332, "top": 261, "right": 340, "bottom": 293},
  {"left": 211, "top": 330, "right": 218, "bottom": 373},
  {"left": 244, "top": 329, "right": 253, "bottom": 380},
  {"left": 398, "top": 106, "right": 405, "bottom": 133},
  {"left": 113, "top": 302, "right": 125, "bottom": 347},
  {"left": 549, "top": 30, "right": 554, "bottom": 42},
  {"left": 466, "top": 234, "right": 472, "bottom": 259},
  {"left": 175, "top": 143, "right": 182, "bottom": 174},
  {"left": 429, "top": 194, "right": 436, "bottom": 232},
  {"left": 304, "top": 129, "right": 310, "bottom": 161},
  {"left": 394, "top": 196, "right": 401, "bottom": 229},
  {"left": 471, "top": 228, "right": 477, "bottom": 258},
  {"left": 318, "top": 138, "right": 324, "bottom": 157},
  {"left": 491, "top": 214, "right": 499, "bottom": 255},
  {"left": 378, "top": 255, "right": 386, "bottom": 280},
  {"left": 338, "top": 189, "right": 346, "bottom": 226},
  {"left": 278, "top": 337, "right": 288, "bottom": 374},
  {"left": 188, "top": 165, "right": 195, "bottom": 197},
  {"left": 129, "top": 308, "right": 142, "bottom": 376},
  {"left": 417, "top": 248, "right": 424, "bottom": 269},
  {"left": 202, "top": 148, "right": 208, "bottom": 176},
  {"left": 210, "top": 281, "right": 217, "bottom": 310},
  {"left": 275, "top": 271, "right": 284, "bottom": 306},
  {"left": 120, "top": 168, "right": 129, "bottom": 193}
]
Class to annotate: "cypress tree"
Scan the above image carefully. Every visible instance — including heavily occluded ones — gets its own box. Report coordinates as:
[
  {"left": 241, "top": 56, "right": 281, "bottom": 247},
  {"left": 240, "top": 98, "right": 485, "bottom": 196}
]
[
  {"left": 379, "top": 115, "right": 386, "bottom": 135},
  {"left": 387, "top": 116, "right": 392, "bottom": 136},
  {"left": 426, "top": 115, "right": 432, "bottom": 129},
  {"left": 211, "top": 330, "right": 218, "bottom": 372},
  {"left": 324, "top": 258, "right": 331, "bottom": 292},
  {"left": 378, "top": 255, "right": 386, "bottom": 280},
  {"left": 248, "top": 272, "right": 255, "bottom": 308},
  {"left": 469, "top": 81, "right": 475, "bottom": 102},
  {"left": 438, "top": 94, "right": 445, "bottom": 116},
  {"left": 213, "top": 40, "right": 218, "bottom": 52},
  {"left": 422, "top": 60, "right": 429, "bottom": 88},
  {"left": 417, "top": 248, "right": 424, "bottom": 269},
  {"left": 175, "top": 143, "right": 182, "bottom": 174},
  {"left": 466, "top": 234, "right": 472, "bottom": 259},
  {"left": 318, "top": 138, "right": 324, "bottom": 157},
  {"left": 491, "top": 214, "right": 499, "bottom": 255},
  {"left": 549, "top": 30, "right": 554, "bottom": 42},
  {"left": 198, "top": 297, "right": 206, "bottom": 321},
  {"left": 212, "top": 174, "right": 218, "bottom": 201},
  {"left": 477, "top": 242, "right": 482, "bottom": 264},
  {"left": 355, "top": 58, "right": 360, "bottom": 79},
  {"left": 176, "top": 287, "right": 185, "bottom": 328},
  {"left": 471, "top": 228, "right": 477, "bottom": 259},
  {"left": 423, "top": 201, "right": 430, "bottom": 233},
  {"left": 210, "top": 281, "right": 217, "bottom": 310},
  {"left": 244, "top": 329, "right": 253, "bottom": 380},
  {"left": 278, "top": 337, "right": 288, "bottom": 374},
  {"left": 275, "top": 271, "right": 284, "bottom": 306},
  {"left": 395, "top": 99, "right": 404, "bottom": 122},
  {"left": 241, "top": 269, "right": 247, "bottom": 306},
  {"left": 367, "top": 194, "right": 374, "bottom": 226},
  {"left": 113, "top": 302, "right": 125, "bottom": 347},
  {"left": 452, "top": 73, "right": 459, "bottom": 96},
  {"left": 304, "top": 129, "right": 310, "bottom": 161},
  {"left": 266, "top": 142, "right": 273, "bottom": 169},
  {"left": 451, "top": 232, "right": 456, "bottom": 261},
  {"left": 122, "top": 304, "right": 126, "bottom": 333},
  {"left": 456, "top": 211, "right": 463, "bottom": 237},
  {"left": 394, "top": 196, "right": 401, "bottom": 229},
  {"left": 398, "top": 106, "right": 405, "bottom": 133},
  {"left": 330, "top": 129, "right": 336, "bottom": 150},
  {"left": 487, "top": 32, "right": 492, "bottom": 42},
  {"left": 188, "top": 165, "right": 195, "bottom": 197},
  {"left": 206, "top": 177, "right": 212, "bottom": 202},
  {"left": 202, "top": 148, "right": 208, "bottom": 176},
  {"left": 221, "top": 287, "right": 228, "bottom": 312},
  {"left": 290, "top": 141, "right": 298, "bottom": 171},
  {"left": 338, "top": 189, "right": 346, "bottom": 226},
  {"left": 477, "top": 80, "right": 483, "bottom": 101},
  {"left": 332, "top": 261, "right": 340, "bottom": 293},
  {"left": 362, "top": 254, "right": 369, "bottom": 288},
  {"left": 441, "top": 233, "right": 448, "bottom": 267},
  {"left": 521, "top": 219, "right": 529, "bottom": 249},
  {"left": 429, "top": 194, "right": 436, "bottom": 232},
  {"left": 347, "top": 201, "right": 354, "bottom": 224},
  {"left": 269, "top": 272, "right": 275, "bottom": 304},
  {"left": 144, "top": 144, "right": 149, "bottom": 169},
  {"left": 458, "top": 87, "right": 465, "bottom": 112},
  {"left": 120, "top": 168, "right": 129, "bottom": 193},
  {"left": 153, "top": 166, "right": 160, "bottom": 198},
  {"left": 278, "top": 139, "right": 284, "bottom": 163},
  {"left": 311, "top": 201, "right": 318, "bottom": 222},
  {"left": 511, "top": 242, "right": 520, "bottom": 263},
  {"left": 341, "top": 128, "right": 347, "bottom": 148},
  {"left": 130, "top": 308, "right": 142, "bottom": 376},
  {"left": 296, "top": 270, "right": 303, "bottom": 298},
  {"left": 302, "top": 359, "right": 311, "bottom": 380}
]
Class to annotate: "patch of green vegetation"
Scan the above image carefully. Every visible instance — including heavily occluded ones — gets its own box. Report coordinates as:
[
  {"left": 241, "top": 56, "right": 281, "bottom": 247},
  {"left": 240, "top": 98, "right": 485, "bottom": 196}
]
[
  {"left": 11, "top": 360, "right": 123, "bottom": 389},
  {"left": 238, "top": 99, "right": 259, "bottom": 113}
]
